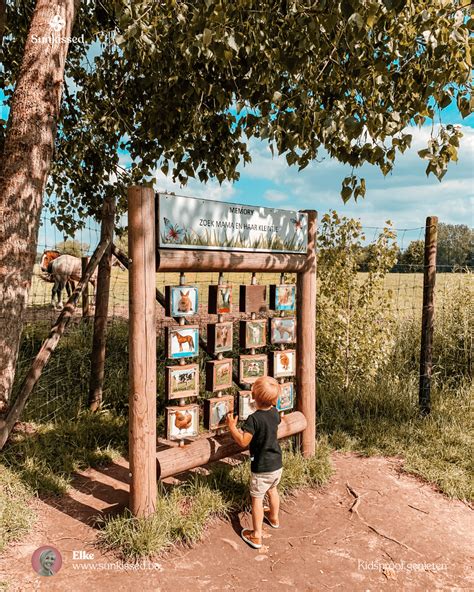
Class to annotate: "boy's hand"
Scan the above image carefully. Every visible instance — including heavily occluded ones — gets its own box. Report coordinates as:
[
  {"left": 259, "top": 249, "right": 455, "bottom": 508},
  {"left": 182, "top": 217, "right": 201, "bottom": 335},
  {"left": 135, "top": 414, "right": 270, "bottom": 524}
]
[{"left": 226, "top": 413, "right": 238, "bottom": 428}]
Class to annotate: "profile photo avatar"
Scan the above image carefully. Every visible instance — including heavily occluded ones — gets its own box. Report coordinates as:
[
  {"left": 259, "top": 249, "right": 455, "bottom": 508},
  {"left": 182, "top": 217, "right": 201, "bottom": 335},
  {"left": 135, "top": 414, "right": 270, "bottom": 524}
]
[{"left": 31, "top": 545, "right": 62, "bottom": 576}]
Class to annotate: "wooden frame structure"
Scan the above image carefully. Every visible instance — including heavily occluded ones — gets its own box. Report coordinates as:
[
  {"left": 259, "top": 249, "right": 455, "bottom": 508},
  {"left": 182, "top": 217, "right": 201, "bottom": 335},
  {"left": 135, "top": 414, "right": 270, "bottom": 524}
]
[{"left": 128, "top": 186, "right": 317, "bottom": 518}]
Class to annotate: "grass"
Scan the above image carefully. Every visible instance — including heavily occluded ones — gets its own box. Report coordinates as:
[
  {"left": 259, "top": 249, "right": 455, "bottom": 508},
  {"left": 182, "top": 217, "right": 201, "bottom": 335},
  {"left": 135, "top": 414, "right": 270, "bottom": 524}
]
[
  {"left": 0, "top": 412, "right": 333, "bottom": 560},
  {"left": 318, "top": 377, "right": 473, "bottom": 500},
  {"left": 1, "top": 412, "right": 127, "bottom": 495},
  {"left": 97, "top": 442, "right": 333, "bottom": 560},
  {"left": 160, "top": 228, "right": 306, "bottom": 253},
  {"left": 0, "top": 466, "right": 35, "bottom": 553}
]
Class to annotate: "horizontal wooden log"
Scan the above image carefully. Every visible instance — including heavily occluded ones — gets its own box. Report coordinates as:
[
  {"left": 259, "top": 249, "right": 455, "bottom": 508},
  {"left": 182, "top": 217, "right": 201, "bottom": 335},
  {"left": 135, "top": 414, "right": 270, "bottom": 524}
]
[
  {"left": 156, "top": 249, "right": 308, "bottom": 273},
  {"left": 156, "top": 410, "right": 307, "bottom": 479}
]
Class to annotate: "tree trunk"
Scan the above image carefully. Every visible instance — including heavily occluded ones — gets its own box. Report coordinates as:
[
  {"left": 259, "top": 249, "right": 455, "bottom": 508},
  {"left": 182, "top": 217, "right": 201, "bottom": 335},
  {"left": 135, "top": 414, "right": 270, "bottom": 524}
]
[{"left": 0, "top": 0, "right": 80, "bottom": 412}]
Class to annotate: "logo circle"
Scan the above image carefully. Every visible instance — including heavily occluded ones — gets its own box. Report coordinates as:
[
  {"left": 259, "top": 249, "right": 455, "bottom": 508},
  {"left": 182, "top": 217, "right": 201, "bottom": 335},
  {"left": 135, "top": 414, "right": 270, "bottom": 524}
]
[
  {"left": 49, "top": 14, "right": 66, "bottom": 33},
  {"left": 31, "top": 545, "right": 62, "bottom": 576}
]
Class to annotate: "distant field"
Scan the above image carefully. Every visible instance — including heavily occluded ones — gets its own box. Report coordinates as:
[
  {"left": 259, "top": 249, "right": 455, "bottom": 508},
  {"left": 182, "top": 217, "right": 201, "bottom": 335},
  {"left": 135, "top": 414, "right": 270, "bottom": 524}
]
[{"left": 28, "top": 265, "right": 471, "bottom": 318}]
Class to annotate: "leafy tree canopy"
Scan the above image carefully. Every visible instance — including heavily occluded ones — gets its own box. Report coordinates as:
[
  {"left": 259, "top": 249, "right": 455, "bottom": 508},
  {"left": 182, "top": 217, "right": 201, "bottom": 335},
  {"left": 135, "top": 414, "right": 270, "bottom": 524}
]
[
  {"left": 54, "top": 239, "right": 90, "bottom": 257},
  {"left": 1, "top": 0, "right": 472, "bottom": 233},
  {"left": 437, "top": 223, "right": 473, "bottom": 269},
  {"left": 401, "top": 238, "right": 425, "bottom": 270}
]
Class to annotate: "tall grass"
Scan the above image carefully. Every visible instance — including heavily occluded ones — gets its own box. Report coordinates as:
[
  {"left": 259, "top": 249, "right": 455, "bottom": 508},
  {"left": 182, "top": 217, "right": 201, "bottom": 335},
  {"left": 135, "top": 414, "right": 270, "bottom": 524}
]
[{"left": 0, "top": 467, "right": 35, "bottom": 553}]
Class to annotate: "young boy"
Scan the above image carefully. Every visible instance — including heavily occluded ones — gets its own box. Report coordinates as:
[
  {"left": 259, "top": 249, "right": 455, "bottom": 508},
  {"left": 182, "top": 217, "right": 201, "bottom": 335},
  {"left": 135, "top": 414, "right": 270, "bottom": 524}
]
[{"left": 226, "top": 376, "right": 282, "bottom": 549}]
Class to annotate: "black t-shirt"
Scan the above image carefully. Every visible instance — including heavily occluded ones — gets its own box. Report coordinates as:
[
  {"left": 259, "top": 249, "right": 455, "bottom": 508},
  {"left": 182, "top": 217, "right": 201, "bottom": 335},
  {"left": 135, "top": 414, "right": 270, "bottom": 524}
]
[{"left": 242, "top": 407, "right": 282, "bottom": 473}]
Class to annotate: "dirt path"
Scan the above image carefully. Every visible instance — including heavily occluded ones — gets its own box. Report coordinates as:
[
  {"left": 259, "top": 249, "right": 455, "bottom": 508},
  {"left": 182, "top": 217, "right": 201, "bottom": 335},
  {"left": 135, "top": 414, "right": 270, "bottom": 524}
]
[{"left": 1, "top": 453, "right": 472, "bottom": 592}]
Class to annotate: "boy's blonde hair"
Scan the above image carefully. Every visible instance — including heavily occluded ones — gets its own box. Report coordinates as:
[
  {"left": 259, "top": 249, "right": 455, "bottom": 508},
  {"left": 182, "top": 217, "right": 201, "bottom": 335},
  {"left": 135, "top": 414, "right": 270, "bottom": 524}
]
[{"left": 251, "top": 376, "right": 281, "bottom": 407}]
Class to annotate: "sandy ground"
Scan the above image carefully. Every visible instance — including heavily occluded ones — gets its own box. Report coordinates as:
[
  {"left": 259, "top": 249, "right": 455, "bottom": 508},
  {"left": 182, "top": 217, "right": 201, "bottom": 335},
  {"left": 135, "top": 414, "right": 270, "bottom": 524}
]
[{"left": 1, "top": 452, "right": 472, "bottom": 592}]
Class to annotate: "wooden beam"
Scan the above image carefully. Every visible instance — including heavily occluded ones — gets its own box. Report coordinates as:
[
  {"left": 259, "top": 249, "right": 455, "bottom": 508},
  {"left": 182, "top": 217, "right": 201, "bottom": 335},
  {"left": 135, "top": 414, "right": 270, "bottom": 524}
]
[
  {"left": 296, "top": 210, "right": 317, "bottom": 457},
  {"left": 156, "top": 249, "right": 308, "bottom": 273},
  {"left": 419, "top": 216, "right": 438, "bottom": 416},
  {"left": 0, "top": 237, "right": 111, "bottom": 450},
  {"left": 157, "top": 411, "right": 307, "bottom": 479},
  {"left": 89, "top": 195, "right": 116, "bottom": 411},
  {"left": 128, "top": 186, "right": 157, "bottom": 517}
]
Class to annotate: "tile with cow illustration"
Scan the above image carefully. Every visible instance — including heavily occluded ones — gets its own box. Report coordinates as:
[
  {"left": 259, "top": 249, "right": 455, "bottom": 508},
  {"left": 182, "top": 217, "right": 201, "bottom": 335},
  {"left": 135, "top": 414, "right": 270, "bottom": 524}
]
[
  {"left": 165, "top": 285, "right": 199, "bottom": 317},
  {"left": 166, "top": 325, "right": 199, "bottom": 359},
  {"left": 239, "top": 319, "right": 267, "bottom": 349},
  {"left": 205, "top": 358, "right": 233, "bottom": 392},
  {"left": 207, "top": 321, "right": 233, "bottom": 355},
  {"left": 270, "top": 349, "right": 296, "bottom": 378},
  {"left": 208, "top": 284, "right": 232, "bottom": 315},
  {"left": 239, "top": 354, "right": 268, "bottom": 385},
  {"left": 269, "top": 317, "right": 297, "bottom": 344},
  {"left": 166, "top": 363, "right": 199, "bottom": 400}
]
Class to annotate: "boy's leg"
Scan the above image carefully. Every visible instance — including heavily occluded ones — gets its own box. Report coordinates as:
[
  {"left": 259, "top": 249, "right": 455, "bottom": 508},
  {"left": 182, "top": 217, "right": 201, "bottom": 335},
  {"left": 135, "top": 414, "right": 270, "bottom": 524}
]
[
  {"left": 251, "top": 496, "right": 264, "bottom": 539},
  {"left": 267, "top": 486, "right": 280, "bottom": 524}
]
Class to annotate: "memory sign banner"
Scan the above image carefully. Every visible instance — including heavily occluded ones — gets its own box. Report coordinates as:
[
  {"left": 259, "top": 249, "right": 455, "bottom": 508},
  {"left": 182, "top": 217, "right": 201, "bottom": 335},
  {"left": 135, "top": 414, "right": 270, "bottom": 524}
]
[{"left": 157, "top": 194, "right": 308, "bottom": 254}]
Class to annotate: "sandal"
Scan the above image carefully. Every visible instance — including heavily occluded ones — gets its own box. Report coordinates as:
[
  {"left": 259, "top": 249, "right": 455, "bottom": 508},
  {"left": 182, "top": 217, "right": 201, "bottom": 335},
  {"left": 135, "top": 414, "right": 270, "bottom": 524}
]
[
  {"left": 263, "top": 506, "right": 279, "bottom": 529},
  {"left": 241, "top": 528, "right": 262, "bottom": 549}
]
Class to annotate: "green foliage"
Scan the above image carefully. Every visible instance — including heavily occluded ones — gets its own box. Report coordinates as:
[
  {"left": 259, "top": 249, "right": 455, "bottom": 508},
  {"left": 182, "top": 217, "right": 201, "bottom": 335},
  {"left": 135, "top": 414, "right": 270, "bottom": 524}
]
[
  {"left": 317, "top": 211, "right": 398, "bottom": 391},
  {"left": 401, "top": 239, "right": 425, "bottom": 271},
  {"left": 97, "top": 483, "right": 230, "bottom": 559},
  {"left": 437, "top": 223, "right": 474, "bottom": 270},
  {"left": 2, "top": 1, "right": 472, "bottom": 231},
  {"left": 54, "top": 239, "right": 89, "bottom": 257}
]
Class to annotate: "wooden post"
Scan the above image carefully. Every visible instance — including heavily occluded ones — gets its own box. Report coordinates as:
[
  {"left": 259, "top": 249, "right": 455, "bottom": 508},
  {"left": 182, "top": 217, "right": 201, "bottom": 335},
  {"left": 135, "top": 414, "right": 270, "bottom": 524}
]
[
  {"left": 88, "top": 195, "right": 116, "bottom": 411},
  {"left": 128, "top": 186, "right": 157, "bottom": 517},
  {"left": 81, "top": 256, "right": 90, "bottom": 319},
  {"left": 0, "top": 237, "right": 111, "bottom": 450},
  {"left": 419, "top": 216, "right": 438, "bottom": 416},
  {"left": 296, "top": 210, "right": 317, "bottom": 457}
]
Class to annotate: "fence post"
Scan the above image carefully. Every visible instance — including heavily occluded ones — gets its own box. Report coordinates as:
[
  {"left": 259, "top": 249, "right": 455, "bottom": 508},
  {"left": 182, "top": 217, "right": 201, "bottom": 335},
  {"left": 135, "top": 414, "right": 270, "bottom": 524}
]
[
  {"left": 419, "top": 216, "right": 438, "bottom": 415},
  {"left": 81, "top": 256, "right": 90, "bottom": 319},
  {"left": 296, "top": 210, "right": 317, "bottom": 457},
  {"left": 88, "top": 195, "right": 116, "bottom": 411},
  {"left": 128, "top": 186, "right": 157, "bottom": 517}
]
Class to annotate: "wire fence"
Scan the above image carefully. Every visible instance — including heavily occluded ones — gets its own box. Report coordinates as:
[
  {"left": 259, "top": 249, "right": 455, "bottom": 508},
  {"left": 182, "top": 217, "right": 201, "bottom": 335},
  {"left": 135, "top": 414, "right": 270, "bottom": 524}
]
[{"left": 10, "top": 209, "right": 473, "bottom": 428}]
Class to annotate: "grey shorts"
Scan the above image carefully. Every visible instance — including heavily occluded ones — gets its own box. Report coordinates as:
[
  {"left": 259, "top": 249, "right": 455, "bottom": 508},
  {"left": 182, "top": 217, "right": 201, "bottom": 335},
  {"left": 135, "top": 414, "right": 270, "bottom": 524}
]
[{"left": 249, "top": 468, "right": 283, "bottom": 499}]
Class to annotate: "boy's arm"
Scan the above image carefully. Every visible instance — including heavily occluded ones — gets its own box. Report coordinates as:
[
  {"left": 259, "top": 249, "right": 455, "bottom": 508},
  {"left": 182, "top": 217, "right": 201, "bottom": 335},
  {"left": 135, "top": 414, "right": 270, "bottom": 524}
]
[{"left": 226, "top": 414, "right": 253, "bottom": 448}]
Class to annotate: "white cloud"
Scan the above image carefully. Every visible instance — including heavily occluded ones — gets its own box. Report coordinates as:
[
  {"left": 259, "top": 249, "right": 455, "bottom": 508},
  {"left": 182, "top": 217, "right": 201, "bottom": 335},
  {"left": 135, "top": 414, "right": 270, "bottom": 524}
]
[{"left": 264, "top": 189, "right": 289, "bottom": 203}]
